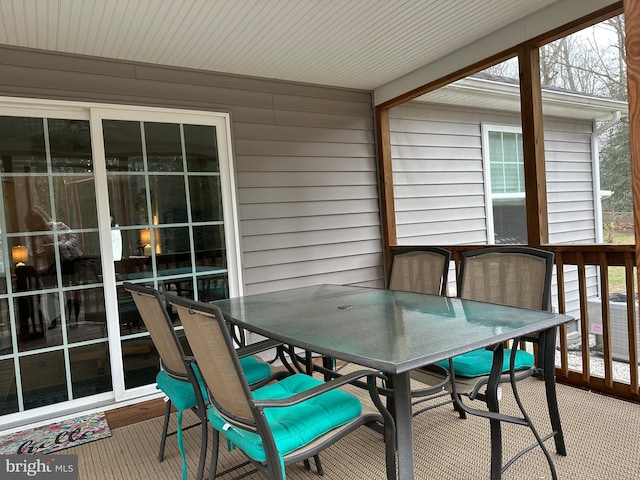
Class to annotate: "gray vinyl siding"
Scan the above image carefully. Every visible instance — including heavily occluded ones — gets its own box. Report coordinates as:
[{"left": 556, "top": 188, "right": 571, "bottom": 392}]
[
  {"left": 390, "top": 100, "right": 598, "bottom": 319},
  {"left": 390, "top": 101, "right": 598, "bottom": 246},
  {"left": 0, "top": 45, "right": 384, "bottom": 294}
]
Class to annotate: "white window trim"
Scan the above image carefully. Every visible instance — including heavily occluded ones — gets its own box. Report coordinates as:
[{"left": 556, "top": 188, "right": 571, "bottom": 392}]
[{"left": 481, "top": 123, "right": 523, "bottom": 245}]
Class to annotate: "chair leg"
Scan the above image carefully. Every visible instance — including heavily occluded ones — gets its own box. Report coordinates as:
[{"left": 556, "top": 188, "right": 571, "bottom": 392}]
[
  {"left": 313, "top": 455, "right": 324, "bottom": 476},
  {"left": 196, "top": 416, "right": 208, "bottom": 480},
  {"left": 208, "top": 430, "right": 219, "bottom": 480},
  {"left": 158, "top": 400, "right": 172, "bottom": 462}
]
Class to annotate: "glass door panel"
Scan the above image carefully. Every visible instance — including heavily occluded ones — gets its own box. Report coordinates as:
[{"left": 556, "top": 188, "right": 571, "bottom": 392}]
[
  {"left": 103, "top": 118, "right": 230, "bottom": 391},
  {"left": 0, "top": 115, "right": 110, "bottom": 414}
]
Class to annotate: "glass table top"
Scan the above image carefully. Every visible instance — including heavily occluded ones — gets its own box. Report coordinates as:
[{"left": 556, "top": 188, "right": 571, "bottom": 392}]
[{"left": 212, "top": 284, "right": 574, "bottom": 374}]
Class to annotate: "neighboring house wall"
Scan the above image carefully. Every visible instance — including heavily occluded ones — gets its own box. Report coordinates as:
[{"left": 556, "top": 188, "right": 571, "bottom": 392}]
[
  {"left": 389, "top": 100, "right": 598, "bottom": 317},
  {"left": 0, "top": 46, "right": 385, "bottom": 294}
]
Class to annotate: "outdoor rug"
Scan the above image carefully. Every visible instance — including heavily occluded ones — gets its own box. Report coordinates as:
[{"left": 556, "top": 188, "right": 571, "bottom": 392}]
[{"left": 0, "top": 412, "right": 111, "bottom": 455}]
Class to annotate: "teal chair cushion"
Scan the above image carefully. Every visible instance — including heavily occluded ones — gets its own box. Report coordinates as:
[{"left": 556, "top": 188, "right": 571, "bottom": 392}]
[
  {"left": 436, "top": 348, "right": 535, "bottom": 378},
  {"left": 207, "top": 373, "right": 362, "bottom": 463},
  {"left": 157, "top": 369, "right": 202, "bottom": 411},
  {"left": 240, "top": 355, "right": 273, "bottom": 385}
]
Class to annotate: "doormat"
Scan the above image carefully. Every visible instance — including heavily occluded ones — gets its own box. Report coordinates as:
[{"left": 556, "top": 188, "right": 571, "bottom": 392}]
[{"left": 0, "top": 412, "right": 111, "bottom": 455}]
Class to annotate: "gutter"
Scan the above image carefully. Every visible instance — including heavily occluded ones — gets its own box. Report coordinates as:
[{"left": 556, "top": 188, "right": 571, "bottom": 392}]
[{"left": 592, "top": 110, "right": 622, "bottom": 243}]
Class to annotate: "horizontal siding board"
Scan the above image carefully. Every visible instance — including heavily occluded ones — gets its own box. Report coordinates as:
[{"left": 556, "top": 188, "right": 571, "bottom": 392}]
[
  {"left": 549, "top": 191, "right": 594, "bottom": 202},
  {"left": 396, "top": 206, "right": 486, "bottom": 223},
  {"left": 239, "top": 199, "right": 380, "bottom": 219},
  {"left": 390, "top": 118, "right": 481, "bottom": 136},
  {"left": 235, "top": 139, "right": 375, "bottom": 157},
  {"left": 233, "top": 122, "right": 374, "bottom": 143},
  {"left": 237, "top": 171, "right": 377, "bottom": 187},
  {"left": 392, "top": 158, "right": 481, "bottom": 172},
  {"left": 245, "top": 267, "right": 384, "bottom": 295},
  {"left": 548, "top": 211, "right": 595, "bottom": 223},
  {"left": 544, "top": 140, "right": 591, "bottom": 153},
  {"left": 235, "top": 156, "right": 376, "bottom": 172},
  {"left": 398, "top": 218, "right": 487, "bottom": 236},
  {"left": 393, "top": 171, "right": 483, "bottom": 186},
  {"left": 394, "top": 184, "right": 485, "bottom": 198},
  {"left": 546, "top": 161, "right": 594, "bottom": 172},
  {"left": 392, "top": 132, "right": 481, "bottom": 148},
  {"left": 246, "top": 253, "right": 381, "bottom": 283},
  {"left": 547, "top": 201, "right": 596, "bottom": 214},
  {"left": 240, "top": 213, "right": 381, "bottom": 236},
  {"left": 242, "top": 226, "right": 382, "bottom": 251},
  {"left": 274, "top": 109, "right": 373, "bottom": 130},
  {"left": 545, "top": 151, "right": 591, "bottom": 162},
  {"left": 273, "top": 93, "right": 372, "bottom": 116},
  {"left": 547, "top": 181, "right": 594, "bottom": 193},
  {"left": 397, "top": 230, "right": 488, "bottom": 245},
  {"left": 243, "top": 240, "right": 382, "bottom": 267},
  {"left": 394, "top": 194, "right": 486, "bottom": 209},
  {"left": 549, "top": 230, "right": 596, "bottom": 243},
  {"left": 239, "top": 185, "right": 377, "bottom": 203},
  {"left": 547, "top": 171, "right": 593, "bottom": 182},
  {"left": 391, "top": 145, "right": 481, "bottom": 160}
]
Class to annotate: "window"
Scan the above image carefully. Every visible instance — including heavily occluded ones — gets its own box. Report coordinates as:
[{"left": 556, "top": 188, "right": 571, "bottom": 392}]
[{"left": 483, "top": 125, "right": 527, "bottom": 244}]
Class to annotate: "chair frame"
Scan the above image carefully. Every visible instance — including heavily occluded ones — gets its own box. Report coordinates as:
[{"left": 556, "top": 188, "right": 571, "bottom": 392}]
[
  {"left": 452, "top": 246, "right": 565, "bottom": 479},
  {"left": 167, "top": 294, "right": 397, "bottom": 480},
  {"left": 124, "top": 282, "right": 210, "bottom": 480},
  {"left": 124, "top": 282, "right": 287, "bottom": 480}
]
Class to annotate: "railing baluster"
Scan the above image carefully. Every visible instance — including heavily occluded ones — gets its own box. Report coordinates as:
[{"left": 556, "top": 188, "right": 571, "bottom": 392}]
[
  {"left": 576, "top": 252, "right": 591, "bottom": 382},
  {"left": 624, "top": 252, "right": 639, "bottom": 394},
  {"left": 599, "top": 252, "right": 613, "bottom": 388},
  {"left": 555, "top": 252, "right": 569, "bottom": 378}
]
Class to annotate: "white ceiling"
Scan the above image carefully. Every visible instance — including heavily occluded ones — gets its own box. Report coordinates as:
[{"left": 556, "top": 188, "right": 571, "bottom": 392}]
[{"left": 0, "top": 0, "right": 567, "bottom": 92}]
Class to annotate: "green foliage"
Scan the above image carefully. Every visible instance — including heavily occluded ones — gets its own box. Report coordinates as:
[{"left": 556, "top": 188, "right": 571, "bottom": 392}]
[{"left": 600, "top": 118, "right": 631, "bottom": 214}]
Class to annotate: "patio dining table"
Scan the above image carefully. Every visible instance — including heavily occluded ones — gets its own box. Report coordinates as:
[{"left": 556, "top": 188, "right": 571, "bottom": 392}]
[{"left": 212, "top": 284, "right": 573, "bottom": 479}]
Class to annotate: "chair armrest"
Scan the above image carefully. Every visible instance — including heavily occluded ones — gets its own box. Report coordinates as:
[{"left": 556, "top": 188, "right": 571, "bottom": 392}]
[{"left": 252, "top": 369, "right": 384, "bottom": 408}]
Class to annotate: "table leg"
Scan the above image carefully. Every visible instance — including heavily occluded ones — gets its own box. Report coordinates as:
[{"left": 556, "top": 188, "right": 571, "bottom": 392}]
[
  {"left": 540, "top": 327, "right": 567, "bottom": 456},
  {"left": 392, "top": 371, "right": 414, "bottom": 480}
]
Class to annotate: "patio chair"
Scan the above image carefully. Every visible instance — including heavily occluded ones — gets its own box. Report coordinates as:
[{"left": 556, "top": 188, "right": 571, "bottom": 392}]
[
  {"left": 388, "top": 247, "right": 454, "bottom": 412},
  {"left": 411, "top": 246, "right": 566, "bottom": 478},
  {"left": 124, "top": 282, "right": 287, "bottom": 480},
  {"left": 388, "top": 246, "right": 451, "bottom": 295},
  {"left": 167, "top": 294, "right": 397, "bottom": 480}
]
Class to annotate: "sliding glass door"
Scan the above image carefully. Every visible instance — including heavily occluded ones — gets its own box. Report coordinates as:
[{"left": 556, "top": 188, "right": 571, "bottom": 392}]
[{"left": 0, "top": 99, "right": 241, "bottom": 422}]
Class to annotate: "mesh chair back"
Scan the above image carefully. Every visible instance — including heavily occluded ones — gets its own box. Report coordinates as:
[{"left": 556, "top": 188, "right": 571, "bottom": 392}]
[
  {"left": 388, "top": 247, "right": 451, "bottom": 295},
  {"left": 124, "top": 283, "right": 188, "bottom": 378},
  {"left": 171, "top": 298, "right": 257, "bottom": 429},
  {"left": 457, "top": 247, "right": 553, "bottom": 310}
]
